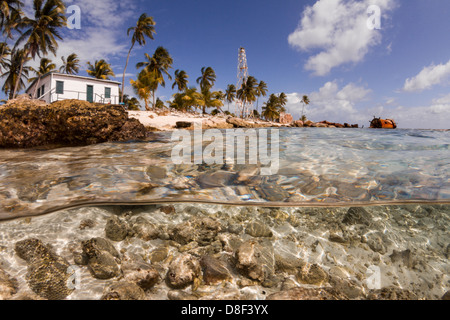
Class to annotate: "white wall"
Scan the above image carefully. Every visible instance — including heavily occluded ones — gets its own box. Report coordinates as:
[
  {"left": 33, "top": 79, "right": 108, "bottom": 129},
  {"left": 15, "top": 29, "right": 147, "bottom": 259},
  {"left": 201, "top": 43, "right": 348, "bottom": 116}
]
[{"left": 27, "top": 73, "right": 120, "bottom": 104}]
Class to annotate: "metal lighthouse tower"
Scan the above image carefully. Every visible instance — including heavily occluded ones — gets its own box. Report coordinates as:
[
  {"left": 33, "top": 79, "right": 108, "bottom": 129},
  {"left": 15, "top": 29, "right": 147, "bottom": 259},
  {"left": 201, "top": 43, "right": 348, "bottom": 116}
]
[{"left": 236, "top": 47, "right": 249, "bottom": 118}]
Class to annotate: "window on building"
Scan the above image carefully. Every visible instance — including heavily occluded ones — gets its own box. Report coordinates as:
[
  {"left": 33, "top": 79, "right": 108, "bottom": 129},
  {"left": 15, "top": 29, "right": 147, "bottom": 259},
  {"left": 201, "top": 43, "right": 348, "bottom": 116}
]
[
  {"left": 56, "top": 81, "right": 64, "bottom": 94},
  {"left": 39, "top": 85, "right": 45, "bottom": 98},
  {"left": 105, "top": 87, "right": 111, "bottom": 99}
]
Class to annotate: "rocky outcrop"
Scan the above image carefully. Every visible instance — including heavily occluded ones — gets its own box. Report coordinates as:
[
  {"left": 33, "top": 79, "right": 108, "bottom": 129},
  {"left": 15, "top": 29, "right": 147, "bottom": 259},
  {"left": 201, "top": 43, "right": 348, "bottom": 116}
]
[
  {"left": 279, "top": 113, "right": 294, "bottom": 125},
  {"left": 15, "top": 238, "right": 74, "bottom": 300},
  {"left": 297, "top": 120, "right": 359, "bottom": 128},
  {"left": 169, "top": 217, "right": 222, "bottom": 246},
  {"left": 101, "top": 281, "right": 146, "bottom": 300},
  {"left": 266, "top": 287, "right": 347, "bottom": 300},
  {"left": 0, "top": 98, "right": 147, "bottom": 148},
  {"left": 81, "top": 238, "right": 121, "bottom": 279},
  {"left": 200, "top": 255, "right": 232, "bottom": 285},
  {"left": 165, "top": 254, "right": 201, "bottom": 289},
  {"left": 235, "top": 240, "right": 275, "bottom": 283},
  {"left": 105, "top": 216, "right": 130, "bottom": 242},
  {"left": 0, "top": 268, "right": 18, "bottom": 300}
]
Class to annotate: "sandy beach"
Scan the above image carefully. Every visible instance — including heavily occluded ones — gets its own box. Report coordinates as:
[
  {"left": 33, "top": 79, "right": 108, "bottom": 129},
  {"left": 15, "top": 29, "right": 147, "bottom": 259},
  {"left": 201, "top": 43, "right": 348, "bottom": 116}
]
[{"left": 127, "top": 110, "right": 284, "bottom": 131}]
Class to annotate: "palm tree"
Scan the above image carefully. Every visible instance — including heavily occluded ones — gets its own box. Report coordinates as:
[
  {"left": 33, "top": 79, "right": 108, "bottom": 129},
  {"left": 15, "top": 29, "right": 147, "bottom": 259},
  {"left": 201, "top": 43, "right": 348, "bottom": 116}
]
[
  {"left": 1, "top": 48, "right": 30, "bottom": 99},
  {"left": 59, "top": 53, "right": 80, "bottom": 74},
  {"left": 130, "top": 70, "right": 154, "bottom": 111},
  {"left": 301, "top": 95, "right": 310, "bottom": 119},
  {"left": 236, "top": 76, "right": 258, "bottom": 118},
  {"left": 172, "top": 69, "right": 189, "bottom": 92},
  {"left": 225, "top": 84, "right": 236, "bottom": 112},
  {"left": 198, "top": 88, "right": 224, "bottom": 114},
  {"left": 196, "top": 66, "right": 216, "bottom": 92},
  {"left": 122, "top": 13, "right": 156, "bottom": 103},
  {"left": 122, "top": 94, "right": 141, "bottom": 111},
  {"left": 0, "top": 42, "right": 10, "bottom": 74},
  {"left": 170, "top": 87, "right": 202, "bottom": 113},
  {"left": 262, "top": 94, "right": 281, "bottom": 122},
  {"left": 136, "top": 46, "right": 173, "bottom": 108},
  {"left": 0, "top": 0, "right": 23, "bottom": 34},
  {"left": 29, "top": 57, "right": 56, "bottom": 98},
  {"left": 12, "top": 0, "right": 67, "bottom": 99},
  {"left": 278, "top": 92, "right": 288, "bottom": 109},
  {"left": 255, "top": 80, "right": 268, "bottom": 116},
  {"left": 87, "top": 59, "right": 115, "bottom": 80},
  {"left": 155, "top": 97, "right": 165, "bottom": 109}
]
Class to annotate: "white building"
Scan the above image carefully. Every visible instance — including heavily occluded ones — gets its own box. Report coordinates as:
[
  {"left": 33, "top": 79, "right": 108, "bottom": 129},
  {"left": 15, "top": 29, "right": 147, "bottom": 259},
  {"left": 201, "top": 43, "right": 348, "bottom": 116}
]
[{"left": 26, "top": 72, "right": 121, "bottom": 104}]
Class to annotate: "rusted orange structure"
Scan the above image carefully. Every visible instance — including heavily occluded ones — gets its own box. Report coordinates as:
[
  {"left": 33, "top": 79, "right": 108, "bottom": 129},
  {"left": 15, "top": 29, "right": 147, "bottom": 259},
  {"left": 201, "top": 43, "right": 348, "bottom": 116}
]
[{"left": 370, "top": 117, "right": 397, "bottom": 129}]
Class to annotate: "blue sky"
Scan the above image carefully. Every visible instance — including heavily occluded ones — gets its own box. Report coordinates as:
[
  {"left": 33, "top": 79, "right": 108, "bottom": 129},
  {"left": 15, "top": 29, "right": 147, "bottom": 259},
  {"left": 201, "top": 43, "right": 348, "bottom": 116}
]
[{"left": 5, "top": 0, "right": 450, "bottom": 129}]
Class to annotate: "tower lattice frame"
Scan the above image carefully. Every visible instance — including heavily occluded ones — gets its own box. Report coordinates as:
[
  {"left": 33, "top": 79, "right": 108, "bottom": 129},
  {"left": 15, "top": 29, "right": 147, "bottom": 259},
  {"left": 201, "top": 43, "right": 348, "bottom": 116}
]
[{"left": 236, "top": 47, "right": 250, "bottom": 118}]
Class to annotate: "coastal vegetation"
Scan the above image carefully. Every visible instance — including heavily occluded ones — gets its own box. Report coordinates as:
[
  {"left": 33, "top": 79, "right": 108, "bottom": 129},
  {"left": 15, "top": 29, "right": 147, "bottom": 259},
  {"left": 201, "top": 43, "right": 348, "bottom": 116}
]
[{"left": 0, "top": 0, "right": 311, "bottom": 122}]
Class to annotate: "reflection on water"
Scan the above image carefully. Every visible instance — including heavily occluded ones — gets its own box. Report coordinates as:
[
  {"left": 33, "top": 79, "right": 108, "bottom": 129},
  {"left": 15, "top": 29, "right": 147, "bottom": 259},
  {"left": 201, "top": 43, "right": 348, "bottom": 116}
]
[
  {"left": 0, "top": 128, "right": 448, "bottom": 299},
  {"left": 0, "top": 128, "right": 448, "bottom": 220},
  {"left": 0, "top": 203, "right": 448, "bottom": 300}
]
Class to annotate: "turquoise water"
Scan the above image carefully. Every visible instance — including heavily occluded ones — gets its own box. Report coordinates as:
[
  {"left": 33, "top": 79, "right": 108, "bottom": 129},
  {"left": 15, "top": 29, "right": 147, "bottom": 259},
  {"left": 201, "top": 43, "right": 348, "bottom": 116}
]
[
  {"left": 0, "top": 128, "right": 449, "bottom": 300},
  {"left": 0, "top": 128, "right": 448, "bottom": 220}
]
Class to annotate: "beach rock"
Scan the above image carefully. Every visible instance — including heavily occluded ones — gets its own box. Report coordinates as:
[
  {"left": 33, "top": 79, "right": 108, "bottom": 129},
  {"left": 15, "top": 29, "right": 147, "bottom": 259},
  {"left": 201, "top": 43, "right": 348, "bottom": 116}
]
[
  {"left": 218, "top": 233, "right": 243, "bottom": 253},
  {"left": 367, "top": 287, "right": 418, "bottom": 300},
  {"left": 160, "top": 205, "right": 176, "bottom": 215},
  {"left": 389, "top": 249, "right": 415, "bottom": 268},
  {"left": 169, "top": 217, "right": 222, "bottom": 246},
  {"left": 235, "top": 240, "right": 275, "bottom": 282},
  {"left": 79, "top": 219, "right": 96, "bottom": 230},
  {"left": 15, "top": 238, "right": 74, "bottom": 300},
  {"left": 0, "top": 99, "right": 147, "bottom": 148},
  {"left": 303, "top": 120, "right": 314, "bottom": 127},
  {"left": 245, "top": 221, "right": 273, "bottom": 238},
  {"left": 279, "top": 113, "right": 293, "bottom": 125},
  {"left": 130, "top": 217, "right": 159, "bottom": 241},
  {"left": 296, "top": 263, "right": 329, "bottom": 286},
  {"left": 105, "top": 216, "right": 129, "bottom": 242},
  {"left": 329, "top": 277, "right": 364, "bottom": 299},
  {"left": 176, "top": 121, "right": 194, "bottom": 129},
  {"left": 293, "top": 120, "right": 304, "bottom": 127},
  {"left": 81, "top": 238, "right": 121, "bottom": 279},
  {"left": 266, "top": 287, "right": 346, "bottom": 300},
  {"left": 200, "top": 255, "right": 232, "bottom": 285},
  {"left": 122, "top": 261, "right": 160, "bottom": 290},
  {"left": 342, "top": 207, "right": 372, "bottom": 226},
  {"left": 227, "top": 117, "right": 254, "bottom": 128},
  {"left": 168, "top": 290, "right": 199, "bottom": 300},
  {"left": 166, "top": 254, "right": 201, "bottom": 289},
  {"left": 196, "top": 171, "right": 236, "bottom": 189},
  {"left": 442, "top": 291, "right": 450, "bottom": 300},
  {"left": 101, "top": 281, "right": 146, "bottom": 300},
  {"left": 149, "top": 246, "right": 169, "bottom": 263},
  {"left": 0, "top": 268, "right": 18, "bottom": 300}
]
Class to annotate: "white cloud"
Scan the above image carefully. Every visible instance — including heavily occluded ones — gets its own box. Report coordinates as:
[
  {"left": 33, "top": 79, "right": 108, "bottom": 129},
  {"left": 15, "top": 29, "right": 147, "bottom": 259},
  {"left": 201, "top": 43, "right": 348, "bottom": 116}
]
[
  {"left": 288, "top": 0, "right": 396, "bottom": 76},
  {"left": 20, "top": 0, "right": 136, "bottom": 71},
  {"left": 403, "top": 60, "right": 450, "bottom": 92},
  {"left": 285, "top": 80, "right": 372, "bottom": 123},
  {"left": 387, "top": 103, "right": 450, "bottom": 129}
]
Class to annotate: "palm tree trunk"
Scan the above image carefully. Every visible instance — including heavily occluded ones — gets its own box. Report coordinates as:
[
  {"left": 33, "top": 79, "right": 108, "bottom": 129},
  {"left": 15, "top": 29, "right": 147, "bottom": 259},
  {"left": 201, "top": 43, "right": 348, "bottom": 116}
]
[
  {"left": 121, "top": 43, "right": 134, "bottom": 103},
  {"left": 152, "top": 89, "right": 156, "bottom": 111},
  {"left": 12, "top": 49, "right": 29, "bottom": 100}
]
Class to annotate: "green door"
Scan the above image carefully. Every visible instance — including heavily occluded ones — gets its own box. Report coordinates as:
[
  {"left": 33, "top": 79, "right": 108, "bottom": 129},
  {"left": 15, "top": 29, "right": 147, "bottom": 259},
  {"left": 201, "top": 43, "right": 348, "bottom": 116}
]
[{"left": 86, "top": 85, "right": 94, "bottom": 103}]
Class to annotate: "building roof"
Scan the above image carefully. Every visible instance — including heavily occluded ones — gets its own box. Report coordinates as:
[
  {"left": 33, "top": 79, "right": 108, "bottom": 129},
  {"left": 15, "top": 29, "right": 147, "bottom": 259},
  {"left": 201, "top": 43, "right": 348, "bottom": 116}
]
[{"left": 26, "top": 72, "right": 121, "bottom": 93}]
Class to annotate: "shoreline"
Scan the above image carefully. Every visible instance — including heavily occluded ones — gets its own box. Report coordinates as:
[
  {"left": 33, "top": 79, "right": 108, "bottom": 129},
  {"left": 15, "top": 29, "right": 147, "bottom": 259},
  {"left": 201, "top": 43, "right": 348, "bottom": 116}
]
[{"left": 127, "top": 110, "right": 359, "bottom": 131}]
